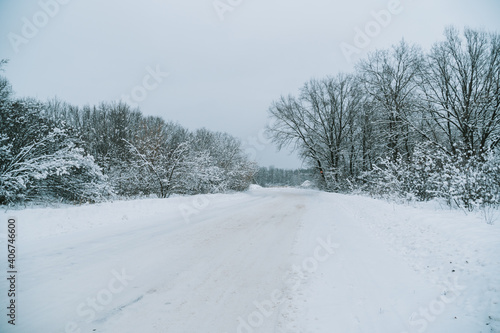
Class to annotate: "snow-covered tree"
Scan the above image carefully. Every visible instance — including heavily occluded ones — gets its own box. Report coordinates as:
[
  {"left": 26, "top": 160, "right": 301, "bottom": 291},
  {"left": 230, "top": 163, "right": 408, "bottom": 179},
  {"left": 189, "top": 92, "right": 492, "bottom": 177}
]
[
  {"left": 266, "top": 27, "right": 500, "bottom": 209},
  {"left": 187, "top": 129, "right": 257, "bottom": 193},
  {"left": 0, "top": 98, "right": 110, "bottom": 204}
]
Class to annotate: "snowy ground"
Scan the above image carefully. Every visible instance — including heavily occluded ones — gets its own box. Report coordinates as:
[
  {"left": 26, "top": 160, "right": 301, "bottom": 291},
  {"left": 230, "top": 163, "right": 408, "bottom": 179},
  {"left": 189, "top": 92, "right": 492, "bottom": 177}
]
[{"left": 0, "top": 187, "right": 499, "bottom": 333}]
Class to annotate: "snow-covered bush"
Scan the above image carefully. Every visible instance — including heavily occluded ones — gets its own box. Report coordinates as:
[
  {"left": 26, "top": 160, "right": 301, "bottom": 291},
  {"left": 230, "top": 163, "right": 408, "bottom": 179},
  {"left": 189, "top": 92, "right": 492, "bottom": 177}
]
[
  {"left": 363, "top": 143, "right": 500, "bottom": 210},
  {"left": 439, "top": 151, "right": 500, "bottom": 210},
  {"left": 185, "top": 129, "right": 257, "bottom": 194},
  {"left": 0, "top": 99, "right": 111, "bottom": 205},
  {"left": 361, "top": 155, "right": 408, "bottom": 201},
  {"left": 177, "top": 150, "right": 226, "bottom": 194}
]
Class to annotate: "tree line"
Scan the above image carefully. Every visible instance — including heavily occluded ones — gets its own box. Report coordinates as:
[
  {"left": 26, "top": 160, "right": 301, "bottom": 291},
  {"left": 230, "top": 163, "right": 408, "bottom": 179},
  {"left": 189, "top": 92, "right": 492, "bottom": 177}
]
[
  {"left": 253, "top": 167, "right": 315, "bottom": 187},
  {"left": 0, "top": 61, "right": 256, "bottom": 205},
  {"left": 267, "top": 27, "right": 500, "bottom": 210}
]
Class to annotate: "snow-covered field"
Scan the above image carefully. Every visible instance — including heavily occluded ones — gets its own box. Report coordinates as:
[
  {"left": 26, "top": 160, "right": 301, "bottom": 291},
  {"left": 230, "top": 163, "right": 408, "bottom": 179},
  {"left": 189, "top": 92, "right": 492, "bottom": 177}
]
[{"left": 1, "top": 187, "right": 499, "bottom": 333}]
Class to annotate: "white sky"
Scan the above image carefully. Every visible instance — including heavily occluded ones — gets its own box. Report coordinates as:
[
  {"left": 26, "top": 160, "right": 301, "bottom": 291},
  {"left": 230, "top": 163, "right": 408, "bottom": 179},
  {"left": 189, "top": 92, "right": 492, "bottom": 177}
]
[{"left": 1, "top": 0, "right": 500, "bottom": 168}]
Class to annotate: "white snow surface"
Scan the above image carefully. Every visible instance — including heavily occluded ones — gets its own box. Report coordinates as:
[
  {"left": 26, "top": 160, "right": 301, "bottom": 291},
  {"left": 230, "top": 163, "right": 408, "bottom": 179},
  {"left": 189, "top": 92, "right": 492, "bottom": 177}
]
[{"left": 0, "top": 187, "right": 499, "bottom": 333}]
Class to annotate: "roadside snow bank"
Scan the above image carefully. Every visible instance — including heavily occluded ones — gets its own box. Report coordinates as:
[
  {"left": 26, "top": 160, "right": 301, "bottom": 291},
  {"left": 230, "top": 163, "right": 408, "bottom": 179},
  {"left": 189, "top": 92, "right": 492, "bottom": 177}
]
[{"left": 282, "top": 192, "right": 500, "bottom": 333}]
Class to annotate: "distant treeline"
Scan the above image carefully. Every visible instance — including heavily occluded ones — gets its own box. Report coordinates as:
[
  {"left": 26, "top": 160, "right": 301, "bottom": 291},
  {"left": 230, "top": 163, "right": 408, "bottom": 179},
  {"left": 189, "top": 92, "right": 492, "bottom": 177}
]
[{"left": 253, "top": 167, "right": 315, "bottom": 187}]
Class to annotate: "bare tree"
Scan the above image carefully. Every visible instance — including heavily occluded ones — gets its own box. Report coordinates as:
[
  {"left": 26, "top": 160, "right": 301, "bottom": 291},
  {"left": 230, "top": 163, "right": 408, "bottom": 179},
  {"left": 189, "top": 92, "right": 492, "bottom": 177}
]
[
  {"left": 267, "top": 74, "right": 364, "bottom": 188},
  {"left": 357, "top": 40, "right": 423, "bottom": 161},
  {"left": 0, "top": 59, "right": 11, "bottom": 104},
  {"left": 421, "top": 27, "right": 500, "bottom": 156}
]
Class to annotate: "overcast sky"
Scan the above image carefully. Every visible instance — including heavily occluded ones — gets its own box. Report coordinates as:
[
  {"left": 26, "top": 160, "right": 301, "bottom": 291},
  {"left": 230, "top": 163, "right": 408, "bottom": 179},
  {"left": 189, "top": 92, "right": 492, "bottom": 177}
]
[{"left": 1, "top": 0, "right": 500, "bottom": 168}]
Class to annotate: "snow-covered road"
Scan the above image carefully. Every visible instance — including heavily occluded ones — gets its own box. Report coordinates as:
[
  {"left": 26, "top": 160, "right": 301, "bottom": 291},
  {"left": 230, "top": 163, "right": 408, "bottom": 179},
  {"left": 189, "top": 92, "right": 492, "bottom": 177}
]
[{"left": 1, "top": 187, "right": 499, "bottom": 332}]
